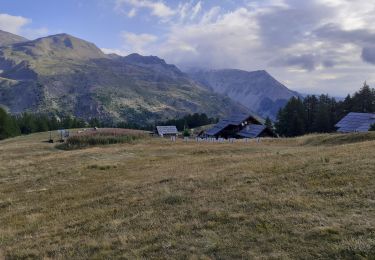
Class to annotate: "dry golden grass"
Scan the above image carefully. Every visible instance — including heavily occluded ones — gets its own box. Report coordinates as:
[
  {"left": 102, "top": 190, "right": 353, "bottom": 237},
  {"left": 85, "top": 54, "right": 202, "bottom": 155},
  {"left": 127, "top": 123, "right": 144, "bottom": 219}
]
[{"left": 0, "top": 132, "right": 375, "bottom": 259}]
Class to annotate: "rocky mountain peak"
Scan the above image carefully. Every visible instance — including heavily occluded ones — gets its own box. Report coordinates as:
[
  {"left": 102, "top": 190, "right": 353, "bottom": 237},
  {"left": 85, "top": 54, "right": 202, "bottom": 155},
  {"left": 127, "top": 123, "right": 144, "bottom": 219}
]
[
  {"left": 5, "top": 33, "right": 106, "bottom": 60},
  {"left": 0, "top": 30, "right": 28, "bottom": 47}
]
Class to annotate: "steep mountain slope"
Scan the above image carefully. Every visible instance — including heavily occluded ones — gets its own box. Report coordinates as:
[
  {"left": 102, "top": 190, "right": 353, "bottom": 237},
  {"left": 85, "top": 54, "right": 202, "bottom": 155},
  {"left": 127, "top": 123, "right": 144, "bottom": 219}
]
[
  {"left": 0, "top": 30, "right": 27, "bottom": 46},
  {"left": 0, "top": 32, "right": 246, "bottom": 124},
  {"left": 189, "top": 69, "right": 299, "bottom": 119}
]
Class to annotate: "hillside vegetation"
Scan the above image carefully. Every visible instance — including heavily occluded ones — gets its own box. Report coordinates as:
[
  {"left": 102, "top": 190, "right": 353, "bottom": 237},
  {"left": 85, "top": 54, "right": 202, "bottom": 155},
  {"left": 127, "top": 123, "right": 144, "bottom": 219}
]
[{"left": 0, "top": 132, "right": 374, "bottom": 258}]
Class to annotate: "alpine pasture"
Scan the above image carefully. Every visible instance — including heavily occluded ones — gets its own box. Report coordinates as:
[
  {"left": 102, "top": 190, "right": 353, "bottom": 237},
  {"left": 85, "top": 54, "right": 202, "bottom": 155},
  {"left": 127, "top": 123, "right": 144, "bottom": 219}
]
[{"left": 0, "top": 132, "right": 374, "bottom": 259}]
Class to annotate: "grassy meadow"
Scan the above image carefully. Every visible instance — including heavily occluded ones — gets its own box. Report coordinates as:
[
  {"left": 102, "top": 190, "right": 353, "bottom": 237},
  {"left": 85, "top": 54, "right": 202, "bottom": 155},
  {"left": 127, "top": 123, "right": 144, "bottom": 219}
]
[{"left": 0, "top": 131, "right": 375, "bottom": 259}]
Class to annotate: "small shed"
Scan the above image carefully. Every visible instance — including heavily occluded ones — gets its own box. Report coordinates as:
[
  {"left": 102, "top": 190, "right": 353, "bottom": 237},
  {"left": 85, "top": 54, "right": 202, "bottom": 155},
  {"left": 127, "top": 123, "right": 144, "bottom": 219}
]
[{"left": 156, "top": 126, "right": 178, "bottom": 137}]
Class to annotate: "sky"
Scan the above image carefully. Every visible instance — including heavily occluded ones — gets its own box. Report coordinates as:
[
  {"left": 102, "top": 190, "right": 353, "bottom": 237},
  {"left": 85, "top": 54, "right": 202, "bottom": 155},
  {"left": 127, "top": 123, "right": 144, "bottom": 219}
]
[{"left": 1, "top": 0, "right": 375, "bottom": 96}]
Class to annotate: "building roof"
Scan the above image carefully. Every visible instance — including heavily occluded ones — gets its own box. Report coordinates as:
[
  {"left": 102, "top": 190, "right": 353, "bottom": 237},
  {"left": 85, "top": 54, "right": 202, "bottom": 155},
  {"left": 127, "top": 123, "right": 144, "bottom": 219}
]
[
  {"left": 205, "top": 113, "right": 262, "bottom": 136},
  {"left": 205, "top": 121, "right": 230, "bottom": 136},
  {"left": 237, "top": 124, "right": 267, "bottom": 138},
  {"left": 156, "top": 126, "right": 178, "bottom": 135},
  {"left": 335, "top": 112, "right": 375, "bottom": 133}
]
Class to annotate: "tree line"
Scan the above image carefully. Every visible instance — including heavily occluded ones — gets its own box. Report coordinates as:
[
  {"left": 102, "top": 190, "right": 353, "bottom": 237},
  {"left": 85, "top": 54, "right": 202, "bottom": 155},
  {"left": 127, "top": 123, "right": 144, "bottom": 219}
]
[
  {"left": 2, "top": 83, "right": 374, "bottom": 140},
  {"left": 0, "top": 111, "right": 94, "bottom": 140},
  {"left": 0, "top": 110, "right": 217, "bottom": 140},
  {"left": 275, "top": 82, "right": 375, "bottom": 137}
]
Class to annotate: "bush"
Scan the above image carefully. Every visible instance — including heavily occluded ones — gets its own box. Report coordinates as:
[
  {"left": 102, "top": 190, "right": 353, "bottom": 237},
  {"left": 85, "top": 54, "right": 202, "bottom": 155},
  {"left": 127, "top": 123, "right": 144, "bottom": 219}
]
[
  {"left": 370, "top": 123, "right": 375, "bottom": 131},
  {"left": 183, "top": 128, "right": 191, "bottom": 137}
]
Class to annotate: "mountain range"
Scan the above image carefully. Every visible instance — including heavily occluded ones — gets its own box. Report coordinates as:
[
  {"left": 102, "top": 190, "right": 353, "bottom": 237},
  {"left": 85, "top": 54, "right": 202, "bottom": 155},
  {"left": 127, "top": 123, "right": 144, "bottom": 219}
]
[{"left": 0, "top": 30, "right": 298, "bottom": 124}]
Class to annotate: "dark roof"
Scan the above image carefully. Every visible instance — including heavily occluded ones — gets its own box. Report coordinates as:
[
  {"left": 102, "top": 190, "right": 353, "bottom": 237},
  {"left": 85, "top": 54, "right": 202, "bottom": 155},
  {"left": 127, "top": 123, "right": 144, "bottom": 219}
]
[
  {"left": 156, "top": 126, "right": 178, "bottom": 135},
  {"left": 225, "top": 113, "right": 254, "bottom": 125},
  {"left": 237, "top": 124, "right": 267, "bottom": 138},
  {"left": 205, "top": 113, "right": 262, "bottom": 136},
  {"left": 335, "top": 112, "right": 375, "bottom": 133},
  {"left": 205, "top": 121, "right": 230, "bottom": 136}
]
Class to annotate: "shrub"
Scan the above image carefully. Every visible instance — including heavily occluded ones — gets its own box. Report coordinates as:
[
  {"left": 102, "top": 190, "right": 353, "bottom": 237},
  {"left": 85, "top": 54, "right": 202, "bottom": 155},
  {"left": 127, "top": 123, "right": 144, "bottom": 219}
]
[
  {"left": 370, "top": 123, "right": 375, "bottom": 131},
  {"left": 183, "top": 128, "right": 191, "bottom": 137},
  {"left": 57, "top": 132, "right": 143, "bottom": 150}
]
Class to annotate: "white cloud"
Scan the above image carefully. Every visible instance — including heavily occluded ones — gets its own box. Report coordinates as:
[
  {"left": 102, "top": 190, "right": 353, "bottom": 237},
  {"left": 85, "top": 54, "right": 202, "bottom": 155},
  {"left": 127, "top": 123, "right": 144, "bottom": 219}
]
[
  {"left": 116, "top": 0, "right": 175, "bottom": 18},
  {"left": 0, "top": 13, "right": 30, "bottom": 34},
  {"left": 101, "top": 48, "right": 129, "bottom": 56},
  {"left": 22, "top": 27, "right": 49, "bottom": 39},
  {"left": 191, "top": 1, "right": 202, "bottom": 20},
  {"left": 104, "top": 32, "right": 158, "bottom": 56},
  {"left": 0, "top": 13, "right": 49, "bottom": 39},
  {"left": 177, "top": 1, "right": 202, "bottom": 22},
  {"left": 157, "top": 7, "right": 260, "bottom": 69},
  {"left": 122, "top": 32, "right": 157, "bottom": 54},
  {"left": 127, "top": 8, "right": 137, "bottom": 18},
  {"left": 109, "top": 0, "right": 375, "bottom": 95}
]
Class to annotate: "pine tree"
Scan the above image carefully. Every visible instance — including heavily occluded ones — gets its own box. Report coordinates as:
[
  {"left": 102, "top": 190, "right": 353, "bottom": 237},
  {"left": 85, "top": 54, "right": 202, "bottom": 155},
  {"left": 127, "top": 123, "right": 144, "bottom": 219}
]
[
  {"left": 303, "top": 95, "right": 318, "bottom": 132},
  {"left": 17, "top": 113, "right": 37, "bottom": 134},
  {"left": 265, "top": 117, "right": 273, "bottom": 130},
  {"left": 275, "top": 97, "right": 306, "bottom": 137},
  {"left": 89, "top": 118, "right": 101, "bottom": 128},
  {"left": 351, "top": 82, "right": 375, "bottom": 113},
  {"left": 0, "top": 107, "right": 20, "bottom": 140}
]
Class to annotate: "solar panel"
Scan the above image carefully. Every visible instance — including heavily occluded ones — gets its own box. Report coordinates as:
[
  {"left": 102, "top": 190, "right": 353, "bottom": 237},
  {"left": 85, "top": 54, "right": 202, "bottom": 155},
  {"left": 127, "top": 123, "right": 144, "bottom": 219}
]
[
  {"left": 336, "top": 112, "right": 375, "bottom": 133},
  {"left": 238, "top": 124, "right": 266, "bottom": 138},
  {"left": 205, "top": 121, "right": 230, "bottom": 136},
  {"left": 156, "top": 126, "right": 178, "bottom": 135},
  {"left": 226, "top": 113, "right": 251, "bottom": 125}
]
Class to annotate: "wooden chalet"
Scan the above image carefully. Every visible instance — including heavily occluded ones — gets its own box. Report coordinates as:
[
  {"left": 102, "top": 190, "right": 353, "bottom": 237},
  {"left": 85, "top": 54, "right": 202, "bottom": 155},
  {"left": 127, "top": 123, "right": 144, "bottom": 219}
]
[{"left": 205, "top": 113, "right": 276, "bottom": 139}]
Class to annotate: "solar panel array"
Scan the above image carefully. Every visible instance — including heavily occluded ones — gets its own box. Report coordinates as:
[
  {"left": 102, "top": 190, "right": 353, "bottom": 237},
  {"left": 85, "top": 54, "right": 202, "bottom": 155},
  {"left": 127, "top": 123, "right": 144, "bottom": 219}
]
[
  {"left": 238, "top": 124, "right": 266, "bottom": 138},
  {"left": 156, "top": 126, "right": 178, "bottom": 136},
  {"left": 335, "top": 112, "right": 375, "bottom": 133}
]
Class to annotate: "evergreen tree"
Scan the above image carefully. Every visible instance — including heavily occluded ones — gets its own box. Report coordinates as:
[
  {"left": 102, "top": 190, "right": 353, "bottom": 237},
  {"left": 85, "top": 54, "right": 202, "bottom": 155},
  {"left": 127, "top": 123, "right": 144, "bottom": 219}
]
[
  {"left": 48, "top": 116, "right": 60, "bottom": 131},
  {"left": 35, "top": 115, "right": 49, "bottom": 132},
  {"left": 265, "top": 117, "right": 273, "bottom": 130},
  {"left": 17, "top": 113, "right": 37, "bottom": 134},
  {"left": 0, "top": 107, "right": 20, "bottom": 140},
  {"left": 351, "top": 82, "right": 375, "bottom": 113},
  {"left": 312, "top": 102, "right": 331, "bottom": 133},
  {"left": 89, "top": 118, "right": 101, "bottom": 128},
  {"left": 303, "top": 95, "right": 319, "bottom": 132},
  {"left": 275, "top": 97, "right": 306, "bottom": 137}
]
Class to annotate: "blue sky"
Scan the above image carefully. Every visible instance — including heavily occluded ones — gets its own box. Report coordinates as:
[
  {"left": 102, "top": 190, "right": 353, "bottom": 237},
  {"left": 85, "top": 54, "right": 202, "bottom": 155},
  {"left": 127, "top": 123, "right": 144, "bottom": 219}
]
[{"left": 1, "top": 0, "right": 375, "bottom": 96}]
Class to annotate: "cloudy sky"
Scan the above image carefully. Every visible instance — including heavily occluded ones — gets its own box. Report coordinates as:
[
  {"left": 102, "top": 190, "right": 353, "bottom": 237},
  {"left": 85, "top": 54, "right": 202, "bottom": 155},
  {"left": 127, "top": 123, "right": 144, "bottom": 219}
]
[{"left": 1, "top": 0, "right": 375, "bottom": 96}]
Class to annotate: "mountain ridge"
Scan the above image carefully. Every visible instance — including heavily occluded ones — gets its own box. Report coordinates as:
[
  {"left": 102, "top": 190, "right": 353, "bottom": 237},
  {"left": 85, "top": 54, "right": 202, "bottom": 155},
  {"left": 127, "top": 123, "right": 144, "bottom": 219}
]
[
  {"left": 0, "top": 31, "right": 248, "bottom": 124},
  {"left": 188, "top": 68, "right": 300, "bottom": 119},
  {"left": 0, "top": 30, "right": 28, "bottom": 47}
]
